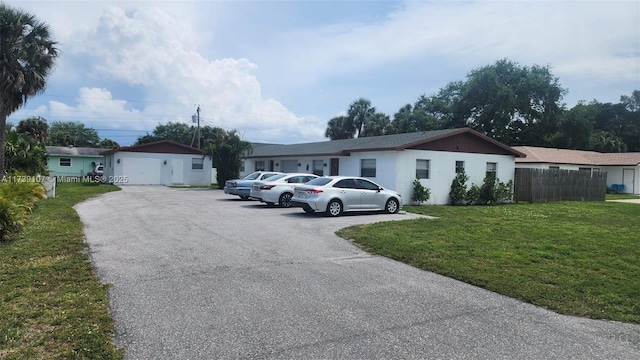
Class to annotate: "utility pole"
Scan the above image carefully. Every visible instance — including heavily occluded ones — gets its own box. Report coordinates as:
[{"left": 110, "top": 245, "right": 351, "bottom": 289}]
[{"left": 196, "top": 105, "right": 201, "bottom": 149}]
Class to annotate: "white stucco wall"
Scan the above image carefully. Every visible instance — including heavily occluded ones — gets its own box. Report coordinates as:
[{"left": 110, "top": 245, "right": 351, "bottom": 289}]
[
  {"left": 103, "top": 152, "right": 212, "bottom": 185},
  {"left": 243, "top": 150, "right": 517, "bottom": 205}
]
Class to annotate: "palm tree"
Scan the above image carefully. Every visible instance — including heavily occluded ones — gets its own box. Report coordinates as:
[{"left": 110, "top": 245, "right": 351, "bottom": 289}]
[
  {"left": 0, "top": 4, "right": 58, "bottom": 178},
  {"left": 204, "top": 129, "right": 252, "bottom": 187},
  {"left": 324, "top": 115, "right": 353, "bottom": 140},
  {"left": 347, "top": 98, "right": 375, "bottom": 138}
]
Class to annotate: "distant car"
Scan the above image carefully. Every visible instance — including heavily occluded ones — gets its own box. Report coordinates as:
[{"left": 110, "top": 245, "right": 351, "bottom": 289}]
[
  {"left": 224, "top": 171, "right": 283, "bottom": 200},
  {"left": 291, "top": 176, "right": 402, "bottom": 216},
  {"left": 88, "top": 165, "right": 104, "bottom": 179},
  {"left": 250, "top": 173, "right": 318, "bottom": 207}
]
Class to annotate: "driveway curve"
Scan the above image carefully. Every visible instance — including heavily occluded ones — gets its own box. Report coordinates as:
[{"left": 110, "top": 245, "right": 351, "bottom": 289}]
[{"left": 76, "top": 186, "right": 640, "bottom": 359}]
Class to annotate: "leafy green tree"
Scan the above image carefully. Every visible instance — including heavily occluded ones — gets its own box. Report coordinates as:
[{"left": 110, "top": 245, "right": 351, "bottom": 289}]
[
  {"left": 98, "top": 138, "right": 120, "bottom": 149},
  {"left": 590, "top": 131, "right": 627, "bottom": 153},
  {"left": 48, "top": 121, "right": 100, "bottom": 147},
  {"left": 203, "top": 129, "right": 252, "bottom": 188},
  {"left": 324, "top": 115, "right": 353, "bottom": 140},
  {"left": 555, "top": 102, "right": 596, "bottom": 150},
  {"left": 136, "top": 122, "right": 194, "bottom": 145},
  {"left": 388, "top": 102, "right": 442, "bottom": 134},
  {"left": 619, "top": 90, "right": 640, "bottom": 152},
  {"left": 17, "top": 116, "right": 49, "bottom": 143},
  {"left": 361, "top": 113, "right": 390, "bottom": 137},
  {"left": 5, "top": 124, "right": 48, "bottom": 175},
  {"left": 0, "top": 4, "right": 58, "bottom": 178}
]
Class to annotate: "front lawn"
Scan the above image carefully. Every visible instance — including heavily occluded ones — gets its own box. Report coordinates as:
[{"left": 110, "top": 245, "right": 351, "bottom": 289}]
[
  {"left": 337, "top": 201, "right": 640, "bottom": 324},
  {"left": 0, "top": 182, "right": 123, "bottom": 359}
]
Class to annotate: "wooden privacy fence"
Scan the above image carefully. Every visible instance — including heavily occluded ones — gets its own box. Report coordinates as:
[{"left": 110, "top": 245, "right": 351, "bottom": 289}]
[{"left": 514, "top": 168, "right": 607, "bottom": 203}]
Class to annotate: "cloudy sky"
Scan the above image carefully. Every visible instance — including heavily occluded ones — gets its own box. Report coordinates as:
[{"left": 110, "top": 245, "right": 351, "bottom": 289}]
[{"left": 6, "top": 0, "right": 640, "bottom": 146}]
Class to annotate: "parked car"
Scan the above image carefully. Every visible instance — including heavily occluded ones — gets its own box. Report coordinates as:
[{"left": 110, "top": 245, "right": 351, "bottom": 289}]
[
  {"left": 290, "top": 176, "right": 402, "bottom": 216},
  {"left": 224, "top": 171, "right": 283, "bottom": 200},
  {"left": 88, "top": 165, "right": 104, "bottom": 179},
  {"left": 250, "top": 173, "right": 318, "bottom": 207}
]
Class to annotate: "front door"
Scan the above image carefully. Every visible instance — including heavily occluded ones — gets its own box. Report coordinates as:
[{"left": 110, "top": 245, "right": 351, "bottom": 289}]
[
  {"left": 622, "top": 168, "right": 635, "bottom": 194},
  {"left": 330, "top": 158, "right": 339, "bottom": 176},
  {"left": 171, "top": 159, "right": 184, "bottom": 184}
]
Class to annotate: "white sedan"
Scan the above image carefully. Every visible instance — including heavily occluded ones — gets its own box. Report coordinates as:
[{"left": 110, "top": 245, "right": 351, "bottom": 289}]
[
  {"left": 291, "top": 176, "right": 402, "bottom": 216},
  {"left": 250, "top": 173, "right": 318, "bottom": 207}
]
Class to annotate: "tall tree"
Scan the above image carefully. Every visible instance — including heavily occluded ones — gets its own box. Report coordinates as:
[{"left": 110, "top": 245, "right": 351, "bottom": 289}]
[
  {"left": 4, "top": 124, "right": 48, "bottom": 175},
  {"left": 620, "top": 90, "right": 640, "bottom": 152},
  {"left": 48, "top": 121, "right": 100, "bottom": 147},
  {"left": 0, "top": 4, "right": 58, "bottom": 178},
  {"left": 361, "top": 112, "right": 390, "bottom": 137},
  {"left": 203, "top": 129, "right": 252, "bottom": 188},
  {"left": 17, "top": 116, "right": 49, "bottom": 143},
  {"left": 324, "top": 115, "right": 353, "bottom": 140},
  {"left": 98, "top": 138, "right": 120, "bottom": 149},
  {"left": 347, "top": 98, "right": 376, "bottom": 138}
]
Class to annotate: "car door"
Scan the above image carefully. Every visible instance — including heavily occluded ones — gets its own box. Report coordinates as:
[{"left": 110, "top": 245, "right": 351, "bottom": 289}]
[
  {"left": 356, "top": 179, "right": 386, "bottom": 210},
  {"left": 333, "top": 179, "right": 361, "bottom": 210}
]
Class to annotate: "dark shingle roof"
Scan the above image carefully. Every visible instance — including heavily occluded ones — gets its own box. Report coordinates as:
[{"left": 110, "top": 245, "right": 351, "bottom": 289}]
[
  {"left": 247, "top": 128, "right": 522, "bottom": 158},
  {"left": 46, "top": 146, "right": 106, "bottom": 156}
]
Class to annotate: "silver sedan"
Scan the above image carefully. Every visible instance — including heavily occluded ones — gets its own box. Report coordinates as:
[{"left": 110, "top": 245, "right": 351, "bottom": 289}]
[
  {"left": 250, "top": 173, "right": 318, "bottom": 207},
  {"left": 291, "top": 176, "right": 402, "bottom": 216}
]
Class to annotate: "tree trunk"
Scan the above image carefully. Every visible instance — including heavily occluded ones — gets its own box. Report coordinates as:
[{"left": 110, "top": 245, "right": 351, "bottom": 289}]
[{"left": 0, "top": 111, "right": 6, "bottom": 180}]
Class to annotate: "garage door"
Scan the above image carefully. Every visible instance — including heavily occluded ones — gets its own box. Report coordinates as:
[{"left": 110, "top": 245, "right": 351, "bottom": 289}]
[{"left": 122, "top": 158, "right": 162, "bottom": 184}]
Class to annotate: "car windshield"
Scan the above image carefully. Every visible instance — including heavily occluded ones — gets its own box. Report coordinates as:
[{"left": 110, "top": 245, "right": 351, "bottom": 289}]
[
  {"left": 243, "top": 172, "right": 261, "bottom": 180},
  {"left": 303, "top": 177, "right": 332, "bottom": 186},
  {"left": 265, "top": 174, "right": 287, "bottom": 181}
]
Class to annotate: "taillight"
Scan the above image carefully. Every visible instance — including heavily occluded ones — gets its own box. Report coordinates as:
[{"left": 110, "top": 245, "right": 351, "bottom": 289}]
[
  {"left": 260, "top": 185, "right": 276, "bottom": 190},
  {"left": 306, "top": 189, "right": 323, "bottom": 194}
]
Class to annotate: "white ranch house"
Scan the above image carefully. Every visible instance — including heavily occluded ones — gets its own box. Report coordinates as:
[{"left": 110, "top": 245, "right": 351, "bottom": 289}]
[
  {"left": 242, "top": 128, "right": 525, "bottom": 205},
  {"left": 513, "top": 146, "right": 640, "bottom": 195},
  {"left": 101, "top": 140, "right": 212, "bottom": 186}
]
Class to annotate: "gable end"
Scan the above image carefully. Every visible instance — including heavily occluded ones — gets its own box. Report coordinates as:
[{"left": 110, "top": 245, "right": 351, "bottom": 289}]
[{"left": 409, "top": 132, "right": 517, "bottom": 156}]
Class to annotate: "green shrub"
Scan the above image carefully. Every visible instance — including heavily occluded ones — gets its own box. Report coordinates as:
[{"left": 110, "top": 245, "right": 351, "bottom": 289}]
[
  {"left": 0, "top": 181, "right": 47, "bottom": 242},
  {"left": 411, "top": 178, "right": 431, "bottom": 204},
  {"left": 497, "top": 180, "right": 514, "bottom": 203},
  {"left": 479, "top": 172, "right": 498, "bottom": 204},
  {"left": 466, "top": 184, "right": 481, "bottom": 205},
  {"left": 449, "top": 172, "right": 469, "bottom": 205}
]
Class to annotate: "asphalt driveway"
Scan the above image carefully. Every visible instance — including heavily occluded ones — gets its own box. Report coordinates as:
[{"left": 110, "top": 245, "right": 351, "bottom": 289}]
[{"left": 76, "top": 186, "right": 640, "bottom": 359}]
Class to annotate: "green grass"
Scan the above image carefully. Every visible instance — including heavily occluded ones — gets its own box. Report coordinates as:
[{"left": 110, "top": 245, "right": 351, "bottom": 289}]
[
  {"left": 606, "top": 193, "right": 640, "bottom": 200},
  {"left": 0, "top": 182, "right": 124, "bottom": 359},
  {"left": 337, "top": 201, "right": 640, "bottom": 324}
]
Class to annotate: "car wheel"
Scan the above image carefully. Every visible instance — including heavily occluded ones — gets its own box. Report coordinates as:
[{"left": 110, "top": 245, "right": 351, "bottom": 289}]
[
  {"left": 326, "top": 199, "right": 343, "bottom": 217},
  {"left": 385, "top": 198, "right": 400, "bottom": 214},
  {"left": 279, "top": 193, "right": 293, "bottom": 207},
  {"left": 303, "top": 208, "right": 315, "bottom": 214}
]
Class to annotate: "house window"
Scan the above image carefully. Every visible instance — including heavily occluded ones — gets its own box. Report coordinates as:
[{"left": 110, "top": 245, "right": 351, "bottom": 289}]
[
  {"left": 416, "top": 159, "right": 430, "bottom": 179},
  {"left": 360, "top": 159, "right": 376, "bottom": 177},
  {"left": 486, "top": 162, "right": 497, "bottom": 177},
  {"left": 59, "top": 158, "right": 71, "bottom": 167},
  {"left": 312, "top": 160, "right": 324, "bottom": 176},
  {"left": 455, "top": 161, "right": 465, "bottom": 174},
  {"left": 255, "top": 160, "right": 266, "bottom": 171},
  {"left": 192, "top": 158, "right": 203, "bottom": 170}
]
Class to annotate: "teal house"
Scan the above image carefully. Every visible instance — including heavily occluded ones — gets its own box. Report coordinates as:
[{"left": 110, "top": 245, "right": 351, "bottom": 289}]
[{"left": 46, "top": 146, "right": 105, "bottom": 178}]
